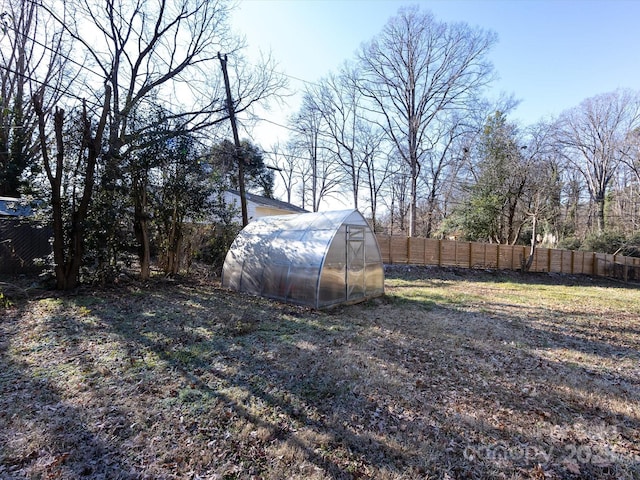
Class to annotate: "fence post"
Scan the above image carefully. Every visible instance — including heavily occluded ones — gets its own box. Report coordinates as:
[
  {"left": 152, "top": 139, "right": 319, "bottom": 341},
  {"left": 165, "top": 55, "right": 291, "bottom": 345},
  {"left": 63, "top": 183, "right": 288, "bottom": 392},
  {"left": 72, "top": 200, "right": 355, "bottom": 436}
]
[
  {"left": 424, "top": 238, "right": 428, "bottom": 266},
  {"left": 570, "top": 250, "right": 575, "bottom": 275},
  {"left": 454, "top": 241, "right": 458, "bottom": 266}
]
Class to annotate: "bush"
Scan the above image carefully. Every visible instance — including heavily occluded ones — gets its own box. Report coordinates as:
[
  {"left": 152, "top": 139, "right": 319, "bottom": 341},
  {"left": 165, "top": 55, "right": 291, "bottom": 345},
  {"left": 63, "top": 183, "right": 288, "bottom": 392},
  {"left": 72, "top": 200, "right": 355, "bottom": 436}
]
[
  {"left": 581, "top": 230, "right": 628, "bottom": 255},
  {"left": 0, "top": 290, "right": 12, "bottom": 309},
  {"left": 558, "top": 236, "right": 582, "bottom": 251},
  {"left": 197, "top": 222, "right": 241, "bottom": 275},
  {"left": 621, "top": 232, "right": 640, "bottom": 257}
]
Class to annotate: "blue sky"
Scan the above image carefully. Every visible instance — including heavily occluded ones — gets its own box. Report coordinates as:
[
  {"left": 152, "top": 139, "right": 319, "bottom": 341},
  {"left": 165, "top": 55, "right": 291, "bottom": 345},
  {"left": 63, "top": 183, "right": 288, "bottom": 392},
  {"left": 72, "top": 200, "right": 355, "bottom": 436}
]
[{"left": 231, "top": 0, "right": 640, "bottom": 146}]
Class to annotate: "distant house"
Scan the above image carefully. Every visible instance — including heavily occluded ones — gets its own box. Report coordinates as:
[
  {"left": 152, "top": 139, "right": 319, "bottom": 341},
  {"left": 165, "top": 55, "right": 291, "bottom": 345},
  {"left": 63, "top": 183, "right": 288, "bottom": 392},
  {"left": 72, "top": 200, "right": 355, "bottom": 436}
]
[{"left": 223, "top": 190, "right": 307, "bottom": 222}]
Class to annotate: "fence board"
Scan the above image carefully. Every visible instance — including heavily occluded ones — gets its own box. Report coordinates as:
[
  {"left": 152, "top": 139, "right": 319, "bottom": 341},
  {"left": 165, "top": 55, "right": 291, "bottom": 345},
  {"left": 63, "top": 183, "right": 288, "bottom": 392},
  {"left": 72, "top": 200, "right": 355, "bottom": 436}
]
[
  {"left": 439, "top": 240, "right": 459, "bottom": 267},
  {"left": 456, "top": 241, "right": 471, "bottom": 268},
  {"left": 408, "top": 237, "right": 426, "bottom": 264},
  {"left": 536, "top": 249, "right": 549, "bottom": 272},
  {"left": 424, "top": 239, "right": 440, "bottom": 265},
  {"left": 595, "top": 254, "right": 605, "bottom": 277},
  {"left": 470, "top": 242, "right": 487, "bottom": 268},
  {"left": 390, "top": 236, "right": 408, "bottom": 264},
  {"left": 376, "top": 234, "right": 639, "bottom": 280},
  {"left": 571, "top": 251, "right": 584, "bottom": 275},
  {"left": 498, "top": 244, "right": 515, "bottom": 270},
  {"left": 562, "top": 250, "right": 574, "bottom": 274},
  {"left": 377, "top": 235, "right": 391, "bottom": 264},
  {"left": 548, "top": 249, "right": 562, "bottom": 273},
  {"left": 583, "top": 252, "right": 595, "bottom": 275}
]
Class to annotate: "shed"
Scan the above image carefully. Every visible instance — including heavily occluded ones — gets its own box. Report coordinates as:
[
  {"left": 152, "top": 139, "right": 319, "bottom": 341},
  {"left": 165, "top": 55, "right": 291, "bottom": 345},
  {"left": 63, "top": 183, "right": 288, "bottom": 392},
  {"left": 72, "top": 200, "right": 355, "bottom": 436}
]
[{"left": 222, "top": 209, "right": 384, "bottom": 308}]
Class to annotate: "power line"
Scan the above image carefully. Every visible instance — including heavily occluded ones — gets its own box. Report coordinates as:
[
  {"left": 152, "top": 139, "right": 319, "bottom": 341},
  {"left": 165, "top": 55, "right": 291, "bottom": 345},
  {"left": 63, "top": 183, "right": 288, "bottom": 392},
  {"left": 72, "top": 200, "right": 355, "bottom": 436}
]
[
  {"left": 0, "top": 64, "right": 103, "bottom": 110},
  {"left": 2, "top": 24, "right": 215, "bottom": 114},
  {"left": 5, "top": 24, "right": 107, "bottom": 82},
  {"left": 269, "top": 69, "right": 323, "bottom": 89},
  {"left": 5, "top": 20, "right": 330, "bottom": 135},
  {"left": 8, "top": 16, "right": 326, "bottom": 102}
]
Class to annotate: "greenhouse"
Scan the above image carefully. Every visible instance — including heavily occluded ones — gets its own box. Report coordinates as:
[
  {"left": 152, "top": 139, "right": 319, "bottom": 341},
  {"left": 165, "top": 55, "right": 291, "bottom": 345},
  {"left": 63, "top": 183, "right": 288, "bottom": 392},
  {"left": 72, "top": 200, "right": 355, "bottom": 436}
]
[{"left": 222, "top": 209, "right": 385, "bottom": 309}]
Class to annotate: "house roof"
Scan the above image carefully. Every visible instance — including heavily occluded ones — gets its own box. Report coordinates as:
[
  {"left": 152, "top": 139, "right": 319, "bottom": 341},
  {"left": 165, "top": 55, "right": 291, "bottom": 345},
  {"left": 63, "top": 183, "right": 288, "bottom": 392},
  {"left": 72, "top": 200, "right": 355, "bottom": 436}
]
[
  {"left": 0, "top": 197, "right": 37, "bottom": 217},
  {"left": 227, "top": 189, "right": 308, "bottom": 213}
]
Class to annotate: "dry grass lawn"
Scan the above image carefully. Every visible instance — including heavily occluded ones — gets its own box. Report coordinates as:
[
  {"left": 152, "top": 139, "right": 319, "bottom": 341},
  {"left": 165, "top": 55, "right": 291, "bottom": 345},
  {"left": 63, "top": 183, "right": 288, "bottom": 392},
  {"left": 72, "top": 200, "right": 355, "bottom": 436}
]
[{"left": 1, "top": 266, "right": 639, "bottom": 479}]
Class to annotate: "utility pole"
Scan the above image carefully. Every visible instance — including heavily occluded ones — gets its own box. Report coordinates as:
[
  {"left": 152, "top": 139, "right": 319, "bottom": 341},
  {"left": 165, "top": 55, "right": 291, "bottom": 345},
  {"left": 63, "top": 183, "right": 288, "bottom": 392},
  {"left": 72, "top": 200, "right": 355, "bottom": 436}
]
[{"left": 218, "top": 52, "right": 248, "bottom": 227}]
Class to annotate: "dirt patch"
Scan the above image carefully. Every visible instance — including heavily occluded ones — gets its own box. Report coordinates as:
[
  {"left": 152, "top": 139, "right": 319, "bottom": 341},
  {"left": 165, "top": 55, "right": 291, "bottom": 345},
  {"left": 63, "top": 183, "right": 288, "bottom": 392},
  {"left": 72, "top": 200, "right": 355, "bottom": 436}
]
[{"left": 1, "top": 268, "right": 639, "bottom": 479}]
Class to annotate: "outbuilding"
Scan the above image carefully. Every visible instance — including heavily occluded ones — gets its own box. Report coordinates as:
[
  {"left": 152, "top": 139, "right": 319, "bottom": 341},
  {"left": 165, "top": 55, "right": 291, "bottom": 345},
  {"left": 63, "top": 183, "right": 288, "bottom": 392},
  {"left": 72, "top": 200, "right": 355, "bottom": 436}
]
[{"left": 222, "top": 209, "right": 384, "bottom": 308}]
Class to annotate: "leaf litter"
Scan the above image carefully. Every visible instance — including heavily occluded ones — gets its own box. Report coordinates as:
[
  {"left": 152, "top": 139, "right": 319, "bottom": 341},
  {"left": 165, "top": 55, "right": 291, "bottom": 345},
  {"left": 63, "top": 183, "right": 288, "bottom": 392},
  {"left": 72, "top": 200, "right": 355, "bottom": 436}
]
[{"left": 0, "top": 266, "right": 638, "bottom": 479}]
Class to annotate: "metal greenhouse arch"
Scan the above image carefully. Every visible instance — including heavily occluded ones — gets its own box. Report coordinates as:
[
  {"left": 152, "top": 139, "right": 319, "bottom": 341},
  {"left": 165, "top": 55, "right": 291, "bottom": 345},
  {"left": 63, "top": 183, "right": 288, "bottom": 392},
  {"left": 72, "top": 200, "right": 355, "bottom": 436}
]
[{"left": 221, "top": 209, "right": 385, "bottom": 308}]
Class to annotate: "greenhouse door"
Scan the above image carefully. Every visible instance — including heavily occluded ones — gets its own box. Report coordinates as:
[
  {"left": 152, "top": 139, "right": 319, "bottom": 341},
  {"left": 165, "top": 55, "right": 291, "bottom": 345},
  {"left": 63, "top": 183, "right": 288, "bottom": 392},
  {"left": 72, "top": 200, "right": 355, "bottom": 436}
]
[{"left": 346, "top": 225, "right": 365, "bottom": 301}]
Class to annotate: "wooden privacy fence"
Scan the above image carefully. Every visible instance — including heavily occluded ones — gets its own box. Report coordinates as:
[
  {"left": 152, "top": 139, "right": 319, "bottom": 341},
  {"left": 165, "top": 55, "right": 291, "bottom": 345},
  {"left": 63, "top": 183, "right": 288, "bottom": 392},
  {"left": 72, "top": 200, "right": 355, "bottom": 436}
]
[{"left": 375, "top": 235, "right": 640, "bottom": 281}]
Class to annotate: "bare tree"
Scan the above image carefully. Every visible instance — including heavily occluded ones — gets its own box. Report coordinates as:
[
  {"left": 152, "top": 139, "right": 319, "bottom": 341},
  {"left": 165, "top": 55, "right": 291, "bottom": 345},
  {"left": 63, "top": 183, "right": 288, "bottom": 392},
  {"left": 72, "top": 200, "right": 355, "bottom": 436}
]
[
  {"left": 290, "top": 92, "right": 343, "bottom": 211},
  {"left": 40, "top": 0, "right": 283, "bottom": 281},
  {"left": 556, "top": 89, "right": 640, "bottom": 233},
  {"left": 356, "top": 5, "right": 496, "bottom": 236},
  {"left": 520, "top": 121, "right": 562, "bottom": 270},
  {"left": 358, "top": 122, "right": 390, "bottom": 231},
  {"left": 621, "top": 128, "right": 640, "bottom": 184},
  {"left": 0, "top": 0, "right": 70, "bottom": 196},
  {"left": 1, "top": 0, "right": 104, "bottom": 290},
  {"left": 416, "top": 111, "right": 473, "bottom": 237},
  {"left": 33, "top": 92, "right": 110, "bottom": 290},
  {"left": 616, "top": 128, "right": 640, "bottom": 232},
  {"left": 268, "top": 141, "right": 300, "bottom": 206},
  {"left": 381, "top": 161, "right": 411, "bottom": 235},
  {"left": 562, "top": 170, "right": 585, "bottom": 238},
  {"left": 308, "top": 70, "right": 366, "bottom": 209},
  {"left": 608, "top": 167, "right": 640, "bottom": 234}
]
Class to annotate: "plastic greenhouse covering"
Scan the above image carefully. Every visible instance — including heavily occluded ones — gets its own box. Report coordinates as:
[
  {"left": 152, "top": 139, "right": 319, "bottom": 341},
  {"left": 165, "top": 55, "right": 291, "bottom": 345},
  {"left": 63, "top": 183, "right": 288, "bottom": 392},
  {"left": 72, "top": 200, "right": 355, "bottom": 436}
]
[{"left": 222, "top": 210, "right": 385, "bottom": 308}]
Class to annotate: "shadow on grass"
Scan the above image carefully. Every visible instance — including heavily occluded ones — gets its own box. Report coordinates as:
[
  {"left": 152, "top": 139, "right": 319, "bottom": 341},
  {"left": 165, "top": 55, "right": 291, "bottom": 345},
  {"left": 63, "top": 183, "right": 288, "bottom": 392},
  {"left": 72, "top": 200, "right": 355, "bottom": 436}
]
[
  {"left": 98, "top": 287, "right": 414, "bottom": 478},
  {"left": 0, "top": 306, "right": 137, "bottom": 479},
  {"left": 354, "top": 286, "right": 640, "bottom": 478},
  {"left": 3, "top": 286, "right": 407, "bottom": 478},
  {"left": 2, "top": 273, "right": 639, "bottom": 479}
]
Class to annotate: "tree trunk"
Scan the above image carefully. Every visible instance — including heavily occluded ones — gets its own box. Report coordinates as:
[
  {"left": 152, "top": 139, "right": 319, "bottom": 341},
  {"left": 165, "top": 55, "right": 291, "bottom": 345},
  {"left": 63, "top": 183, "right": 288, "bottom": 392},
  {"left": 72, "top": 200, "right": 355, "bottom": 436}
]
[
  {"left": 369, "top": 188, "right": 377, "bottom": 233},
  {"left": 409, "top": 160, "right": 418, "bottom": 237},
  {"left": 595, "top": 193, "right": 606, "bottom": 233},
  {"left": 133, "top": 173, "right": 151, "bottom": 280},
  {"left": 34, "top": 88, "right": 110, "bottom": 290},
  {"left": 424, "top": 187, "right": 438, "bottom": 238},
  {"left": 524, "top": 214, "right": 537, "bottom": 272},
  {"left": 138, "top": 221, "right": 151, "bottom": 280},
  {"left": 163, "top": 203, "right": 183, "bottom": 276}
]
